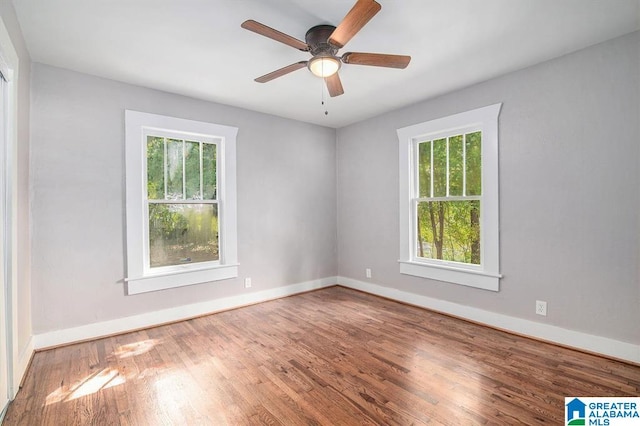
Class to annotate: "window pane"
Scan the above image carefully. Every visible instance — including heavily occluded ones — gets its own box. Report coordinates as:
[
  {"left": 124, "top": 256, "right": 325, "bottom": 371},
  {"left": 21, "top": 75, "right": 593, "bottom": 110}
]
[
  {"left": 185, "top": 141, "right": 201, "bottom": 199},
  {"left": 166, "top": 139, "right": 184, "bottom": 199},
  {"left": 203, "top": 143, "right": 217, "bottom": 200},
  {"left": 418, "top": 141, "right": 431, "bottom": 198},
  {"left": 416, "top": 200, "right": 480, "bottom": 264},
  {"left": 465, "top": 131, "right": 482, "bottom": 196},
  {"left": 432, "top": 138, "right": 447, "bottom": 197},
  {"left": 146, "top": 136, "right": 164, "bottom": 200},
  {"left": 148, "top": 203, "right": 219, "bottom": 268},
  {"left": 449, "top": 135, "right": 463, "bottom": 196}
]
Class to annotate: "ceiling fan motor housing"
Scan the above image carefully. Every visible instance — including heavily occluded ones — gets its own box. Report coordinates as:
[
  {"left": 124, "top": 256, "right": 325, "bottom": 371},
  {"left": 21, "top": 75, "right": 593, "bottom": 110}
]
[{"left": 305, "top": 25, "right": 339, "bottom": 56}]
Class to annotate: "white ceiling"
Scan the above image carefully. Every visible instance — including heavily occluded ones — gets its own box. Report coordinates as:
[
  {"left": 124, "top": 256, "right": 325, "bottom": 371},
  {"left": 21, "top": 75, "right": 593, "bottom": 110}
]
[{"left": 12, "top": 0, "right": 640, "bottom": 128}]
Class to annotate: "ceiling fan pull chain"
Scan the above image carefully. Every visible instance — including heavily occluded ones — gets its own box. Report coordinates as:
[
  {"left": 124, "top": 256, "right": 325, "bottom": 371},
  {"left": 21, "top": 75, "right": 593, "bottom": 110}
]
[{"left": 321, "top": 77, "right": 328, "bottom": 116}]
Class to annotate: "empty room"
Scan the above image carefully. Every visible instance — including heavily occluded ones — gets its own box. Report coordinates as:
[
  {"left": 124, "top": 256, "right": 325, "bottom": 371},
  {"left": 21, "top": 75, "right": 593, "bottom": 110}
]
[{"left": 1, "top": 0, "right": 639, "bottom": 424}]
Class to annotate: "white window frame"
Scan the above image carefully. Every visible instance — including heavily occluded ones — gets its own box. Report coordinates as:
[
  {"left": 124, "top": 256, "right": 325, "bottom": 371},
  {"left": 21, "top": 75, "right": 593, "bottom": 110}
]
[
  {"left": 397, "top": 103, "right": 502, "bottom": 291},
  {"left": 125, "top": 110, "right": 238, "bottom": 295}
]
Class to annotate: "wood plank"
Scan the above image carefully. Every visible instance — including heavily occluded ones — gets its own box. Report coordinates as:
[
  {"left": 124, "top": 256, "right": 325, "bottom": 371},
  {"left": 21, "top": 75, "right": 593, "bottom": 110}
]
[{"left": 3, "top": 286, "right": 640, "bottom": 425}]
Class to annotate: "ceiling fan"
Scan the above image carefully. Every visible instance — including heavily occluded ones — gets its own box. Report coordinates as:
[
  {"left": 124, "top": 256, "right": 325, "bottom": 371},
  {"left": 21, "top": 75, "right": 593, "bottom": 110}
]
[{"left": 241, "top": 0, "right": 411, "bottom": 97}]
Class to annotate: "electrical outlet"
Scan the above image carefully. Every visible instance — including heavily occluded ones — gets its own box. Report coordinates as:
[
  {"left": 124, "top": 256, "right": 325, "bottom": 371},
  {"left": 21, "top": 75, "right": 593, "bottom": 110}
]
[
  {"left": 244, "top": 278, "right": 252, "bottom": 288},
  {"left": 535, "top": 300, "right": 547, "bottom": 316},
  {"left": 365, "top": 268, "right": 372, "bottom": 279}
]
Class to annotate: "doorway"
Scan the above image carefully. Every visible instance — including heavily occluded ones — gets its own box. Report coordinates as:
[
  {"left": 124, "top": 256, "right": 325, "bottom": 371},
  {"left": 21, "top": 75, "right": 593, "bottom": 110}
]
[{"left": 0, "top": 71, "right": 8, "bottom": 418}]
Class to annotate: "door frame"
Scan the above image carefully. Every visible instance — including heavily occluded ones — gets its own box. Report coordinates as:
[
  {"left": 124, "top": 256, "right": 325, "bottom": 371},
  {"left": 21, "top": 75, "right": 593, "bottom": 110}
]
[{"left": 0, "top": 13, "right": 19, "bottom": 417}]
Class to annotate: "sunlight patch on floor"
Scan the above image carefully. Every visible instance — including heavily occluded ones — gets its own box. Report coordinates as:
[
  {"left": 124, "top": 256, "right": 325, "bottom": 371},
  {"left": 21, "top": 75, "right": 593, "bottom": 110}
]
[
  {"left": 114, "top": 339, "right": 158, "bottom": 359},
  {"left": 154, "top": 371, "right": 195, "bottom": 417},
  {"left": 45, "top": 368, "right": 125, "bottom": 405}
]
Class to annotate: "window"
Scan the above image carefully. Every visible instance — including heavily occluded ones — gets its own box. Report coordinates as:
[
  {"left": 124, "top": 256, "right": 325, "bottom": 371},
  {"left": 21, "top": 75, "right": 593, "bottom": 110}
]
[
  {"left": 125, "top": 111, "right": 238, "bottom": 295},
  {"left": 397, "top": 104, "right": 501, "bottom": 291}
]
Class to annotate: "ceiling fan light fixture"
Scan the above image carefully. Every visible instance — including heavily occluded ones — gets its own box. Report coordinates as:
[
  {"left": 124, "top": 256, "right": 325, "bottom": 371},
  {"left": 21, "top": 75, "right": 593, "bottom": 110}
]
[{"left": 308, "top": 55, "right": 341, "bottom": 78}]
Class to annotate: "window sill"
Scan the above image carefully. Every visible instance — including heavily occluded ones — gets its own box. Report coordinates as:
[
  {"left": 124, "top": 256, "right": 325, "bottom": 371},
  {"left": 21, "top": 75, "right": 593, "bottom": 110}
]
[
  {"left": 126, "top": 263, "right": 239, "bottom": 295},
  {"left": 399, "top": 260, "right": 500, "bottom": 291}
]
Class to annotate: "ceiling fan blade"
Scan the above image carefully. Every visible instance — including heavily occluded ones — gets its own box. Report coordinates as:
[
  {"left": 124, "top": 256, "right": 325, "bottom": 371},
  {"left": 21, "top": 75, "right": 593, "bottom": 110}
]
[
  {"left": 328, "top": 0, "right": 381, "bottom": 49},
  {"left": 342, "top": 52, "right": 411, "bottom": 69},
  {"left": 325, "top": 73, "right": 344, "bottom": 97},
  {"left": 255, "top": 61, "right": 308, "bottom": 83},
  {"left": 241, "top": 20, "right": 309, "bottom": 51}
]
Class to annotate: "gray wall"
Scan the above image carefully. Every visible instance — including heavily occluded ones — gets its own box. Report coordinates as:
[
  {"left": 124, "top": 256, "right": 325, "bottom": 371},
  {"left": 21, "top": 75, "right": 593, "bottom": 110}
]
[
  {"left": 30, "top": 64, "right": 337, "bottom": 333},
  {"left": 0, "top": 0, "right": 31, "bottom": 363},
  {"left": 337, "top": 32, "right": 640, "bottom": 344},
  {"left": 29, "top": 31, "right": 640, "bottom": 346}
]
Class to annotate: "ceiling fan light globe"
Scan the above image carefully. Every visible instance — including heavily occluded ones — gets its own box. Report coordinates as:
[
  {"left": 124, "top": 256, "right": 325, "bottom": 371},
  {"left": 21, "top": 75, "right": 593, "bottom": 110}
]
[{"left": 308, "top": 56, "right": 341, "bottom": 78}]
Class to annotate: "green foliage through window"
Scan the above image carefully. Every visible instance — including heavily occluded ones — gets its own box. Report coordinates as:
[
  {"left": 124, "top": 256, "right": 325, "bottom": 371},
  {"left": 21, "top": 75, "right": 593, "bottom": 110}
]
[
  {"left": 148, "top": 204, "right": 219, "bottom": 268},
  {"left": 416, "top": 131, "right": 482, "bottom": 264},
  {"left": 146, "top": 135, "right": 219, "bottom": 268}
]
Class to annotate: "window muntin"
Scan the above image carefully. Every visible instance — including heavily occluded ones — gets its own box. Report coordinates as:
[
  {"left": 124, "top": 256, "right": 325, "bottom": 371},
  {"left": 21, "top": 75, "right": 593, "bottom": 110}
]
[
  {"left": 397, "top": 103, "right": 501, "bottom": 291},
  {"left": 414, "top": 130, "right": 482, "bottom": 266}
]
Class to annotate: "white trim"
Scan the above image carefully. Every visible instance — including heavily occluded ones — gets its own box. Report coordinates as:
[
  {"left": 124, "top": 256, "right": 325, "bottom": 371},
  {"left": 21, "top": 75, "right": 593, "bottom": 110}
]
[
  {"left": 126, "top": 264, "right": 239, "bottom": 295},
  {"left": 0, "top": 14, "right": 19, "bottom": 404},
  {"left": 28, "top": 276, "right": 640, "bottom": 364},
  {"left": 397, "top": 103, "right": 502, "bottom": 291},
  {"left": 125, "top": 110, "right": 238, "bottom": 294},
  {"left": 337, "top": 276, "right": 640, "bottom": 364},
  {"left": 34, "top": 277, "right": 337, "bottom": 349},
  {"left": 399, "top": 261, "right": 500, "bottom": 291}
]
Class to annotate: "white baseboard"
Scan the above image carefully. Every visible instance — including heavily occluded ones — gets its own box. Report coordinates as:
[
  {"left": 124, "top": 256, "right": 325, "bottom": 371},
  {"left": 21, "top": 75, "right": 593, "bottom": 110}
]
[
  {"left": 33, "top": 277, "right": 337, "bottom": 349},
  {"left": 337, "top": 276, "right": 640, "bottom": 364},
  {"left": 30, "top": 275, "right": 640, "bottom": 364}
]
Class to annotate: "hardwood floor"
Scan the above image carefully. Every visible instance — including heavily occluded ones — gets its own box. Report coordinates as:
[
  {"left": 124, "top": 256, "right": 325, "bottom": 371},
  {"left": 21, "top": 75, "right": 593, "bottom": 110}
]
[{"left": 3, "top": 286, "right": 640, "bottom": 425}]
